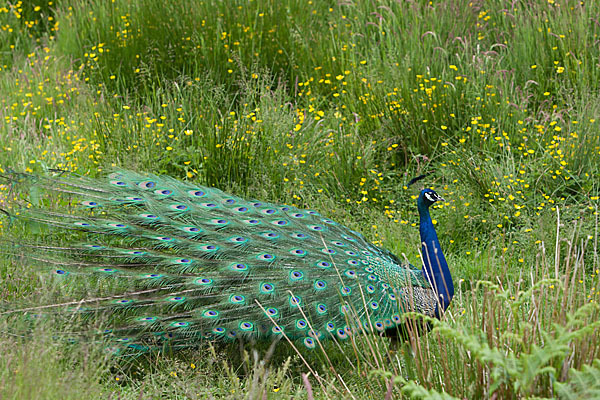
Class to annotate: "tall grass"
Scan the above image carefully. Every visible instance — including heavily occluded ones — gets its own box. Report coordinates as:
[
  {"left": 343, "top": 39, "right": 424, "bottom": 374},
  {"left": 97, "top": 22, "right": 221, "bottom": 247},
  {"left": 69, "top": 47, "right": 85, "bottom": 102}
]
[{"left": 1, "top": 0, "right": 600, "bottom": 398}]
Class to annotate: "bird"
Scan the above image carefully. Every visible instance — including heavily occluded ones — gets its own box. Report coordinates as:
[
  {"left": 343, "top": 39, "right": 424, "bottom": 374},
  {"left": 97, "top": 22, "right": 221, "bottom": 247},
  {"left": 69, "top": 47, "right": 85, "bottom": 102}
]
[{"left": 1, "top": 170, "right": 453, "bottom": 354}]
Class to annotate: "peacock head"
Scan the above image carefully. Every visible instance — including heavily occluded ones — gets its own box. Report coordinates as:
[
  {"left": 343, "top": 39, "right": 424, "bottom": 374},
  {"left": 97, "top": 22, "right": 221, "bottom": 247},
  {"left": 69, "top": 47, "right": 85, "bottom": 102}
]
[{"left": 418, "top": 188, "right": 445, "bottom": 209}]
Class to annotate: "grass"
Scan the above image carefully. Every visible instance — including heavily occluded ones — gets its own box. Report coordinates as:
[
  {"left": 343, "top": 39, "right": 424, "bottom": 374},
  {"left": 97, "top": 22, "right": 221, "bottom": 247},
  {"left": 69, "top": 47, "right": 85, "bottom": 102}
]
[{"left": 1, "top": 0, "right": 599, "bottom": 398}]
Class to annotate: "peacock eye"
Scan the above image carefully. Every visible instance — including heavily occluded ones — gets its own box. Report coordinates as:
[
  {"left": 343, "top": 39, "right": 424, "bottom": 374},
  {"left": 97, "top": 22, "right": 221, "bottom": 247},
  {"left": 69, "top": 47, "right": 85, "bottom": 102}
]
[
  {"left": 290, "top": 249, "right": 306, "bottom": 256},
  {"left": 240, "top": 322, "right": 253, "bottom": 330},
  {"left": 261, "top": 283, "right": 274, "bottom": 293},
  {"left": 194, "top": 277, "right": 213, "bottom": 286},
  {"left": 138, "top": 181, "right": 156, "bottom": 189},
  {"left": 314, "top": 280, "right": 327, "bottom": 290},
  {"left": 257, "top": 253, "right": 275, "bottom": 261},
  {"left": 289, "top": 296, "right": 301, "bottom": 306},
  {"left": 340, "top": 286, "right": 352, "bottom": 296},
  {"left": 188, "top": 190, "right": 206, "bottom": 197},
  {"left": 110, "top": 180, "right": 127, "bottom": 186},
  {"left": 262, "top": 232, "right": 279, "bottom": 239},
  {"left": 203, "top": 310, "right": 219, "bottom": 318},
  {"left": 296, "top": 319, "right": 306, "bottom": 328},
  {"left": 140, "top": 213, "right": 158, "bottom": 219},
  {"left": 230, "top": 263, "right": 248, "bottom": 271},
  {"left": 290, "top": 270, "right": 303, "bottom": 280},
  {"left": 230, "top": 294, "right": 245, "bottom": 304}
]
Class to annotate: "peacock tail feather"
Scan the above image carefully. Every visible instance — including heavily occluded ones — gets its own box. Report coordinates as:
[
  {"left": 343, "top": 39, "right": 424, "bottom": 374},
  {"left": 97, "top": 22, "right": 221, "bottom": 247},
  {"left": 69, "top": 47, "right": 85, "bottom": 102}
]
[{"left": 0, "top": 171, "right": 451, "bottom": 353}]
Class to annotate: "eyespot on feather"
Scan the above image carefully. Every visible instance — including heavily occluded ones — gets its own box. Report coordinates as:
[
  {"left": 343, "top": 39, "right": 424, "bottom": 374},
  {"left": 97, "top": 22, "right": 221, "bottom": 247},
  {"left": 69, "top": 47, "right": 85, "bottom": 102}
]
[
  {"left": 110, "top": 180, "right": 127, "bottom": 187},
  {"left": 139, "top": 213, "right": 159, "bottom": 220},
  {"left": 303, "top": 337, "right": 316, "bottom": 349},
  {"left": 80, "top": 200, "right": 99, "bottom": 208},
  {"left": 188, "top": 189, "right": 206, "bottom": 197},
  {"left": 138, "top": 180, "right": 156, "bottom": 189}
]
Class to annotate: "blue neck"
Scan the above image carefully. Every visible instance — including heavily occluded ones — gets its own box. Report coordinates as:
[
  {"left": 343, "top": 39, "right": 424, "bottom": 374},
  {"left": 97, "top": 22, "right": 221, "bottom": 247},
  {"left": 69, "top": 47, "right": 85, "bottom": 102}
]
[{"left": 418, "top": 202, "right": 454, "bottom": 317}]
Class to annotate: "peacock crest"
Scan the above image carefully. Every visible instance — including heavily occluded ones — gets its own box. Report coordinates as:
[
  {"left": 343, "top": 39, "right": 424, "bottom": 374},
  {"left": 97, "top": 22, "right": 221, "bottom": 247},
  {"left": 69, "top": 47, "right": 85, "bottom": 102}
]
[{"left": 1, "top": 171, "right": 452, "bottom": 353}]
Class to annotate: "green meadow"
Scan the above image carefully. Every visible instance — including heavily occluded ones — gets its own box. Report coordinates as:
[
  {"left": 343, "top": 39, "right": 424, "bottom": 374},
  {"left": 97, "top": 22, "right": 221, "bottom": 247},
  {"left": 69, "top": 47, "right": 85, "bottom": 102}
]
[{"left": 1, "top": 0, "right": 599, "bottom": 398}]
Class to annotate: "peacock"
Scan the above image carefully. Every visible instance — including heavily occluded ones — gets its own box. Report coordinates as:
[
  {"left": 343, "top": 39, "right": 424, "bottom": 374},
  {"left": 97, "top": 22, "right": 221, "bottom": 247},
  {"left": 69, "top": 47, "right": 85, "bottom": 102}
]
[{"left": 0, "top": 171, "right": 453, "bottom": 353}]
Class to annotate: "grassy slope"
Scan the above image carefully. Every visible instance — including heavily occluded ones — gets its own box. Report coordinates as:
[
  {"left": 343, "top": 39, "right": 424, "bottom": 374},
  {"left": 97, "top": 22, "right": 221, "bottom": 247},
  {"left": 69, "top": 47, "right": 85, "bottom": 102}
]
[{"left": 1, "top": 0, "right": 599, "bottom": 398}]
